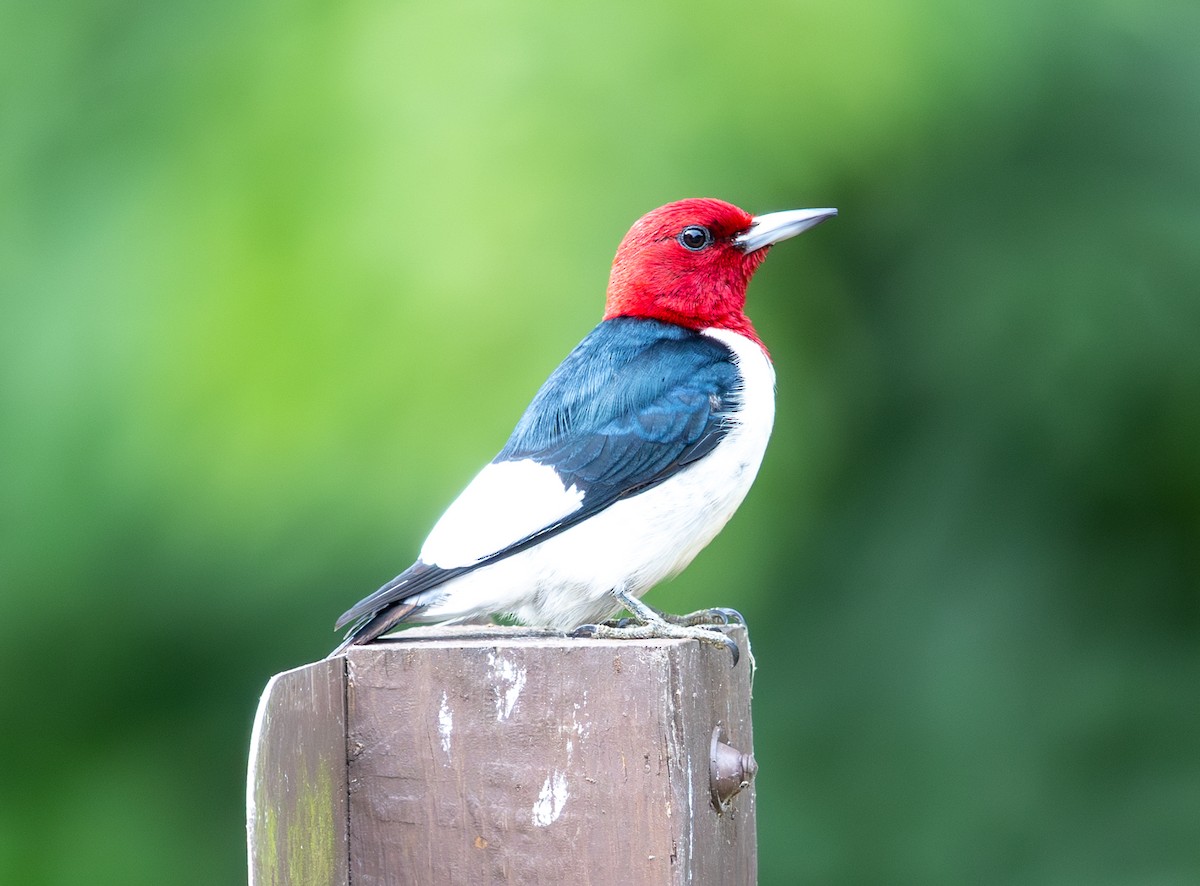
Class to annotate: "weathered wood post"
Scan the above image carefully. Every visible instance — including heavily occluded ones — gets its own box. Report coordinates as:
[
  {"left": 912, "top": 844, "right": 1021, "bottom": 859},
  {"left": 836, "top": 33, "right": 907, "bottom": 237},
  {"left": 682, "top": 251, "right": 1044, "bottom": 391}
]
[{"left": 248, "top": 625, "right": 757, "bottom": 884}]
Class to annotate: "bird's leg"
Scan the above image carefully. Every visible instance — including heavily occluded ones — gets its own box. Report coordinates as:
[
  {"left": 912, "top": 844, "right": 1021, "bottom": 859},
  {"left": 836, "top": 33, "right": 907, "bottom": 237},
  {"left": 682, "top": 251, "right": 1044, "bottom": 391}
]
[{"left": 573, "top": 589, "right": 741, "bottom": 666}]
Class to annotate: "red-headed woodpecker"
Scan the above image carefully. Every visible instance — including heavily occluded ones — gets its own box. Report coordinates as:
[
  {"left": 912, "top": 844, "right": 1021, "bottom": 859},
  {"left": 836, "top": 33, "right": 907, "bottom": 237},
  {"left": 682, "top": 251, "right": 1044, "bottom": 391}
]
[{"left": 334, "top": 199, "right": 836, "bottom": 663}]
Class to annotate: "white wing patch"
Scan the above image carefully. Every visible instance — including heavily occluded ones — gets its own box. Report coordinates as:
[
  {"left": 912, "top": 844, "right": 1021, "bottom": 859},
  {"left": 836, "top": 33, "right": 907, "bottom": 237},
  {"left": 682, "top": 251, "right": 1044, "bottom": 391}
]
[{"left": 419, "top": 458, "right": 585, "bottom": 569}]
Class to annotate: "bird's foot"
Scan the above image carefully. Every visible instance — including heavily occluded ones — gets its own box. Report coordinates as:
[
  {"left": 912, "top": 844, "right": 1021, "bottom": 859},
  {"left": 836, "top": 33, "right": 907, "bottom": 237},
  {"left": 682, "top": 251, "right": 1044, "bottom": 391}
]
[
  {"left": 659, "top": 606, "right": 745, "bottom": 627},
  {"left": 599, "top": 615, "right": 642, "bottom": 629},
  {"left": 574, "top": 589, "right": 742, "bottom": 665},
  {"left": 572, "top": 620, "right": 739, "bottom": 666},
  {"left": 602, "top": 603, "right": 743, "bottom": 629}
]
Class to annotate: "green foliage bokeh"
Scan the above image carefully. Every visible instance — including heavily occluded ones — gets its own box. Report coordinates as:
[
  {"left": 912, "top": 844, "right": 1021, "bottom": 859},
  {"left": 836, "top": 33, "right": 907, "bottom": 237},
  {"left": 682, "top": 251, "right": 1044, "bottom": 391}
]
[{"left": 2, "top": 0, "right": 1197, "bottom": 882}]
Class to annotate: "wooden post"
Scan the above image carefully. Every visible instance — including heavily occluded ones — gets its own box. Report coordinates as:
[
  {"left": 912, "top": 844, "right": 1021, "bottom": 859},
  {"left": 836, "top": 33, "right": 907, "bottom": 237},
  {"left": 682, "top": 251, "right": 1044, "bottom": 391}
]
[
  {"left": 248, "top": 625, "right": 757, "bottom": 885},
  {"left": 247, "top": 656, "right": 350, "bottom": 886}
]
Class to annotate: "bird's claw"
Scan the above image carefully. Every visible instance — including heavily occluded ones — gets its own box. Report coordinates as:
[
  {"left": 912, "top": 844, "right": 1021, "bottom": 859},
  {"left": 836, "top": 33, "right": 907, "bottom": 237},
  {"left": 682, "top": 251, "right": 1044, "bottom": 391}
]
[
  {"left": 704, "top": 627, "right": 741, "bottom": 666},
  {"left": 702, "top": 607, "right": 745, "bottom": 626}
]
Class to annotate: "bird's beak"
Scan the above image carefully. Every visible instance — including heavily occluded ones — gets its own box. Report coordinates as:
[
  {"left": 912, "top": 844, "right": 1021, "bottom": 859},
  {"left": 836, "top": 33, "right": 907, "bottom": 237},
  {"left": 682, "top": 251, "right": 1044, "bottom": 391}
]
[{"left": 734, "top": 207, "right": 838, "bottom": 253}]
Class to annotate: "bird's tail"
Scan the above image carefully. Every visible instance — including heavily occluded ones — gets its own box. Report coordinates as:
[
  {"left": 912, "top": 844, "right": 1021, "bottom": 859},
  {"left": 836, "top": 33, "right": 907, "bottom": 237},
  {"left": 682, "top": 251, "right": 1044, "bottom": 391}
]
[{"left": 327, "top": 601, "right": 426, "bottom": 658}]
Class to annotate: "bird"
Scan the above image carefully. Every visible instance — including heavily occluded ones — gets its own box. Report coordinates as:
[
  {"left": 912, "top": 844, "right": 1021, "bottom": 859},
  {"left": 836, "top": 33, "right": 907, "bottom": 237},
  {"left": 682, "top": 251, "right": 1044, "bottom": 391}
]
[{"left": 334, "top": 198, "right": 836, "bottom": 663}]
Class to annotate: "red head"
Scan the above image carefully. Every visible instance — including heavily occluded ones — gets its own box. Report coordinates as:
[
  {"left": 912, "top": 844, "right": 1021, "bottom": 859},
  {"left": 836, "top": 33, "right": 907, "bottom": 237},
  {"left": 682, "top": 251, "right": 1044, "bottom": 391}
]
[{"left": 603, "top": 198, "right": 837, "bottom": 350}]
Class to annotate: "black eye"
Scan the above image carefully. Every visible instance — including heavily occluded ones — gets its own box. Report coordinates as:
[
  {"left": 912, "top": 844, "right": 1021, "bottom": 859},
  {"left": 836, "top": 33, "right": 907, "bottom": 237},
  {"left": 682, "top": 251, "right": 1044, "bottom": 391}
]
[{"left": 677, "top": 225, "right": 713, "bottom": 251}]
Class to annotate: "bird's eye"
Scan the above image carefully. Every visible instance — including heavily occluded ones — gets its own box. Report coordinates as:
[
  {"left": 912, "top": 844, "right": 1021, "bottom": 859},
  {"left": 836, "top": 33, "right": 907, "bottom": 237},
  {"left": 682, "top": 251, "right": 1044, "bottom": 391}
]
[{"left": 677, "top": 225, "right": 714, "bottom": 251}]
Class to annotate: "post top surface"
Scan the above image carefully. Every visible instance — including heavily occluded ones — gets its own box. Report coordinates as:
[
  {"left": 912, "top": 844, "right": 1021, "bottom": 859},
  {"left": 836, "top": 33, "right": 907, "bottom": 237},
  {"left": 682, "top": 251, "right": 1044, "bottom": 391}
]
[{"left": 338, "top": 623, "right": 743, "bottom": 658}]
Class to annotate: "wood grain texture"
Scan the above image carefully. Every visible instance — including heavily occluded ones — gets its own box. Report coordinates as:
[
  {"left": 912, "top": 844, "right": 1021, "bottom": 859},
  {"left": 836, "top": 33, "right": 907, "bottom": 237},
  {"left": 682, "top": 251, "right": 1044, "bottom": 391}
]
[
  {"left": 344, "top": 625, "right": 756, "bottom": 885},
  {"left": 247, "top": 657, "right": 350, "bottom": 886}
]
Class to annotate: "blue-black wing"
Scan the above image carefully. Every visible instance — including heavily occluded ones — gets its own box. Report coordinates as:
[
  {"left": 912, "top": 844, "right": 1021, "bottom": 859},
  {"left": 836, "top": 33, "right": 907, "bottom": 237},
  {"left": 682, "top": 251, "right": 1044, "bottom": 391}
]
[{"left": 499, "top": 316, "right": 739, "bottom": 510}]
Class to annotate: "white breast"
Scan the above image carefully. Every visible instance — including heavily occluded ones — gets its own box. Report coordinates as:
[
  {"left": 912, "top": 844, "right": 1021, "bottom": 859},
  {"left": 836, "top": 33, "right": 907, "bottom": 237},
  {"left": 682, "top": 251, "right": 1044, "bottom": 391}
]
[{"left": 412, "top": 328, "right": 776, "bottom": 628}]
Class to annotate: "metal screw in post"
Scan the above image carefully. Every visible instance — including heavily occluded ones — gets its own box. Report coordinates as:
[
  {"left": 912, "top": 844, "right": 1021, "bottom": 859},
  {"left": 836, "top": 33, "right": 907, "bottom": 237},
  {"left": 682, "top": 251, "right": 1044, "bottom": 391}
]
[{"left": 709, "top": 725, "right": 757, "bottom": 812}]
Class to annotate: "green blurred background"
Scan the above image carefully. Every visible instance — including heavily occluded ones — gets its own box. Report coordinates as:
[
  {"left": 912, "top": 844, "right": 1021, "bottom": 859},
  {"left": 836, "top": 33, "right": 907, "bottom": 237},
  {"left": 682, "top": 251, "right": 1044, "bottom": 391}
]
[{"left": 2, "top": 0, "right": 1198, "bottom": 882}]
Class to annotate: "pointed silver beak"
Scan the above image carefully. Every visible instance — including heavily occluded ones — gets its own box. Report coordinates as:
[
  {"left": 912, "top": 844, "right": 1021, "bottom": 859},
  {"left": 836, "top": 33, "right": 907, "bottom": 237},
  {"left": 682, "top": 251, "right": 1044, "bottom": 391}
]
[{"left": 734, "top": 207, "right": 838, "bottom": 253}]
